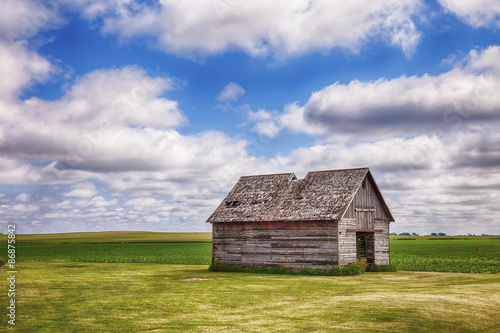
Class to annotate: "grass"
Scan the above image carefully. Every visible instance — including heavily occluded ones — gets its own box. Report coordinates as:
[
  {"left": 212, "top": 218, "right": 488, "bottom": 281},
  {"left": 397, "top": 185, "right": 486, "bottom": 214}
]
[
  {"left": 1, "top": 232, "right": 498, "bottom": 331},
  {"left": 1, "top": 262, "right": 499, "bottom": 332},
  {"left": 209, "top": 258, "right": 368, "bottom": 276},
  {"left": 12, "top": 231, "right": 212, "bottom": 243}
]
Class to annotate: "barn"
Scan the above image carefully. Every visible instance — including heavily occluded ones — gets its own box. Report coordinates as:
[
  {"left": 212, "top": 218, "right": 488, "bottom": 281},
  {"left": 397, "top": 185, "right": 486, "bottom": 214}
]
[{"left": 207, "top": 167, "right": 394, "bottom": 271}]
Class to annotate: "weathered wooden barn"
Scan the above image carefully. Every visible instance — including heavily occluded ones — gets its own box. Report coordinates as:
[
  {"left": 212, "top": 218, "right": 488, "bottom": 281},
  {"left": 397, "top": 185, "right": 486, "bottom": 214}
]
[{"left": 207, "top": 167, "right": 394, "bottom": 270}]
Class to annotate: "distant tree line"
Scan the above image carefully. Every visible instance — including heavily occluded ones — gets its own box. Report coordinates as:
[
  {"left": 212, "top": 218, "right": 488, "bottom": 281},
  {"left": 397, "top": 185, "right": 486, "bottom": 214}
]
[
  {"left": 389, "top": 232, "right": 447, "bottom": 236},
  {"left": 390, "top": 232, "right": 494, "bottom": 237}
]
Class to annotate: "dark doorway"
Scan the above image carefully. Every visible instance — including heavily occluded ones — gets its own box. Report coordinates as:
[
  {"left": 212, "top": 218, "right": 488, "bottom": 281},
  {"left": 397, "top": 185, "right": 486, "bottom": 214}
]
[{"left": 356, "top": 232, "right": 374, "bottom": 265}]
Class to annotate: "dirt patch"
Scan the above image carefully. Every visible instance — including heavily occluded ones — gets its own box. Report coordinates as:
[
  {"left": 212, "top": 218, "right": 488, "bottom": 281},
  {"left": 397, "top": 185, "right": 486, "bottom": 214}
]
[{"left": 179, "top": 277, "right": 229, "bottom": 281}]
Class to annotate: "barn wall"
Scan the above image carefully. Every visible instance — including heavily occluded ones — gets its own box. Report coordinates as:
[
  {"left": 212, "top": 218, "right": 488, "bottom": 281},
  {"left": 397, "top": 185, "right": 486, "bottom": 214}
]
[
  {"left": 374, "top": 219, "right": 390, "bottom": 265},
  {"left": 212, "top": 221, "right": 338, "bottom": 270},
  {"left": 338, "top": 218, "right": 357, "bottom": 266},
  {"left": 344, "top": 176, "right": 389, "bottom": 228},
  {"left": 342, "top": 177, "right": 392, "bottom": 266}
]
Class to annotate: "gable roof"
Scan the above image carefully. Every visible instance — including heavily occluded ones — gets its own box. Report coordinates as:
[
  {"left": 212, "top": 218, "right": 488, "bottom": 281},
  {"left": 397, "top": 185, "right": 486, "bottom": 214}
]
[{"left": 207, "top": 167, "right": 394, "bottom": 223}]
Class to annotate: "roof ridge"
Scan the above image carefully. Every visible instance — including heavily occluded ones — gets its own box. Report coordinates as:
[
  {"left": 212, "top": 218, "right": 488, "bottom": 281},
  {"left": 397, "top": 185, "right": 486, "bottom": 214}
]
[
  {"left": 240, "top": 168, "right": 370, "bottom": 179},
  {"left": 239, "top": 172, "right": 295, "bottom": 178},
  {"left": 306, "top": 167, "right": 370, "bottom": 174},
  {"left": 304, "top": 167, "right": 369, "bottom": 179}
]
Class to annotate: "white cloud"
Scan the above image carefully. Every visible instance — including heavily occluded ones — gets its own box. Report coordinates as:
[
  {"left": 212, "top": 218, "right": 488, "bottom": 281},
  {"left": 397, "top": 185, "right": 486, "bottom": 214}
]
[
  {"left": 44, "top": 66, "right": 184, "bottom": 129},
  {"left": 439, "top": 0, "right": 500, "bottom": 28},
  {"left": 15, "top": 193, "right": 30, "bottom": 202},
  {"left": 251, "top": 120, "right": 282, "bottom": 139},
  {"left": 247, "top": 109, "right": 273, "bottom": 122},
  {"left": 0, "top": 41, "right": 55, "bottom": 99},
  {"left": 63, "top": 182, "right": 98, "bottom": 198},
  {"left": 50, "top": 200, "right": 73, "bottom": 210},
  {"left": 217, "top": 82, "right": 245, "bottom": 102},
  {"left": 0, "top": 66, "right": 186, "bottom": 167},
  {"left": 0, "top": 158, "right": 44, "bottom": 184},
  {"left": 144, "top": 215, "right": 160, "bottom": 223},
  {"left": 10, "top": 204, "right": 40, "bottom": 214},
  {"left": 247, "top": 109, "right": 281, "bottom": 138},
  {"left": 445, "top": 125, "right": 500, "bottom": 169},
  {"left": 0, "top": 0, "right": 65, "bottom": 42},
  {"left": 124, "top": 197, "right": 160, "bottom": 207},
  {"left": 251, "top": 46, "right": 500, "bottom": 140},
  {"left": 0, "top": 194, "right": 9, "bottom": 203},
  {"left": 270, "top": 135, "right": 445, "bottom": 177},
  {"left": 68, "top": 0, "right": 135, "bottom": 20},
  {"left": 100, "top": 0, "right": 424, "bottom": 58},
  {"left": 74, "top": 196, "right": 118, "bottom": 208}
]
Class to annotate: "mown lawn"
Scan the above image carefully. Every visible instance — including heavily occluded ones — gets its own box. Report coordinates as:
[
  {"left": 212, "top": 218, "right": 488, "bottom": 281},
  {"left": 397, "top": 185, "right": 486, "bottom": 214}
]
[{"left": 1, "top": 263, "right": 499, "bottom": 332}]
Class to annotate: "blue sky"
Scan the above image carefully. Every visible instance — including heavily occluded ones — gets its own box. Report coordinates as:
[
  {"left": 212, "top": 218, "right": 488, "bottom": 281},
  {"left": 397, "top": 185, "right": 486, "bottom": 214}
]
[{"left": 0, "top": 0, "right": 499, "bottom": 235}]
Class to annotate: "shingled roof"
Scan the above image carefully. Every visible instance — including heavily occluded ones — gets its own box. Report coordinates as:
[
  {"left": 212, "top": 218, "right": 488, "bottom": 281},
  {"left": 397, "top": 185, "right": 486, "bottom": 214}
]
[{"left": 207, "top": 167, "right": 394, "bottom": 223}]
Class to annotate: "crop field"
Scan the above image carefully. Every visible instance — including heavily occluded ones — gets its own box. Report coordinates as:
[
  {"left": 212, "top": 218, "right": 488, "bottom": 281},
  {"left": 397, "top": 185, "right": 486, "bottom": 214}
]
[
  {"left": 15, "top": 242, "right": 212, "bottom": 264},
  {"left": 7, "top": 232, "right": 500, "bottom": 273},
  {"left": 390, "top": 236, "right": 500, "bottom": 273}
]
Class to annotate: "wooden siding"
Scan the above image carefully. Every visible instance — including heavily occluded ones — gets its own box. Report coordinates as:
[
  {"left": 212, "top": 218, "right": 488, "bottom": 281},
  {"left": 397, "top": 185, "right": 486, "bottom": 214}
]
[
  {"left": 341, "top": 176, "right": 392, "bottom": 266},
  {"left": 339, "top": 218, "right": 390, "bottom": 266},
  {"left": 343, "top": 176, "right": 391, "bottom": 228},
  {"left": 212, "top": 221, "right": 338, "bottom": 271},
  {"left": 373, "top": 219, "right": 390, "bottom": 265},
  {"left": 338, "top": 218, "right": 357, "bottom": 266}
]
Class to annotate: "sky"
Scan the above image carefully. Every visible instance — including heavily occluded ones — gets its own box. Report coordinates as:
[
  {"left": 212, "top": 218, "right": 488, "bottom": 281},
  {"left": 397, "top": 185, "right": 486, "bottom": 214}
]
[{"left": 0, "top": 0, "right": 499, "bottom": 235}]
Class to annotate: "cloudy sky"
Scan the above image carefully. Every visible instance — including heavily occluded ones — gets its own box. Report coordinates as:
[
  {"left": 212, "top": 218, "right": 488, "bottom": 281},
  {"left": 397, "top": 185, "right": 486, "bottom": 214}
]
[{"left": 1, "top": 0, "right": 499, "bottom": 235}]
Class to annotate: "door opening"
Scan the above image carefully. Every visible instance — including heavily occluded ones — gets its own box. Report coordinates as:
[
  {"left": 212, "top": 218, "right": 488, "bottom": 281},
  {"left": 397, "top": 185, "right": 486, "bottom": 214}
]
[{"left": 356, "top": 232, "right": 374, "bottom": 266}]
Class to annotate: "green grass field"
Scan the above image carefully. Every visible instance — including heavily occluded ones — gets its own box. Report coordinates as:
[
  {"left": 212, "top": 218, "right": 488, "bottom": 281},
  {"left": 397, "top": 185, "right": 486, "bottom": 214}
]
[
  {"left": 2, "top": 263, "right": 499, "bottom": 332},
  {"left": 1, "top": 232, "right": 499, "bottom": 332}
]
